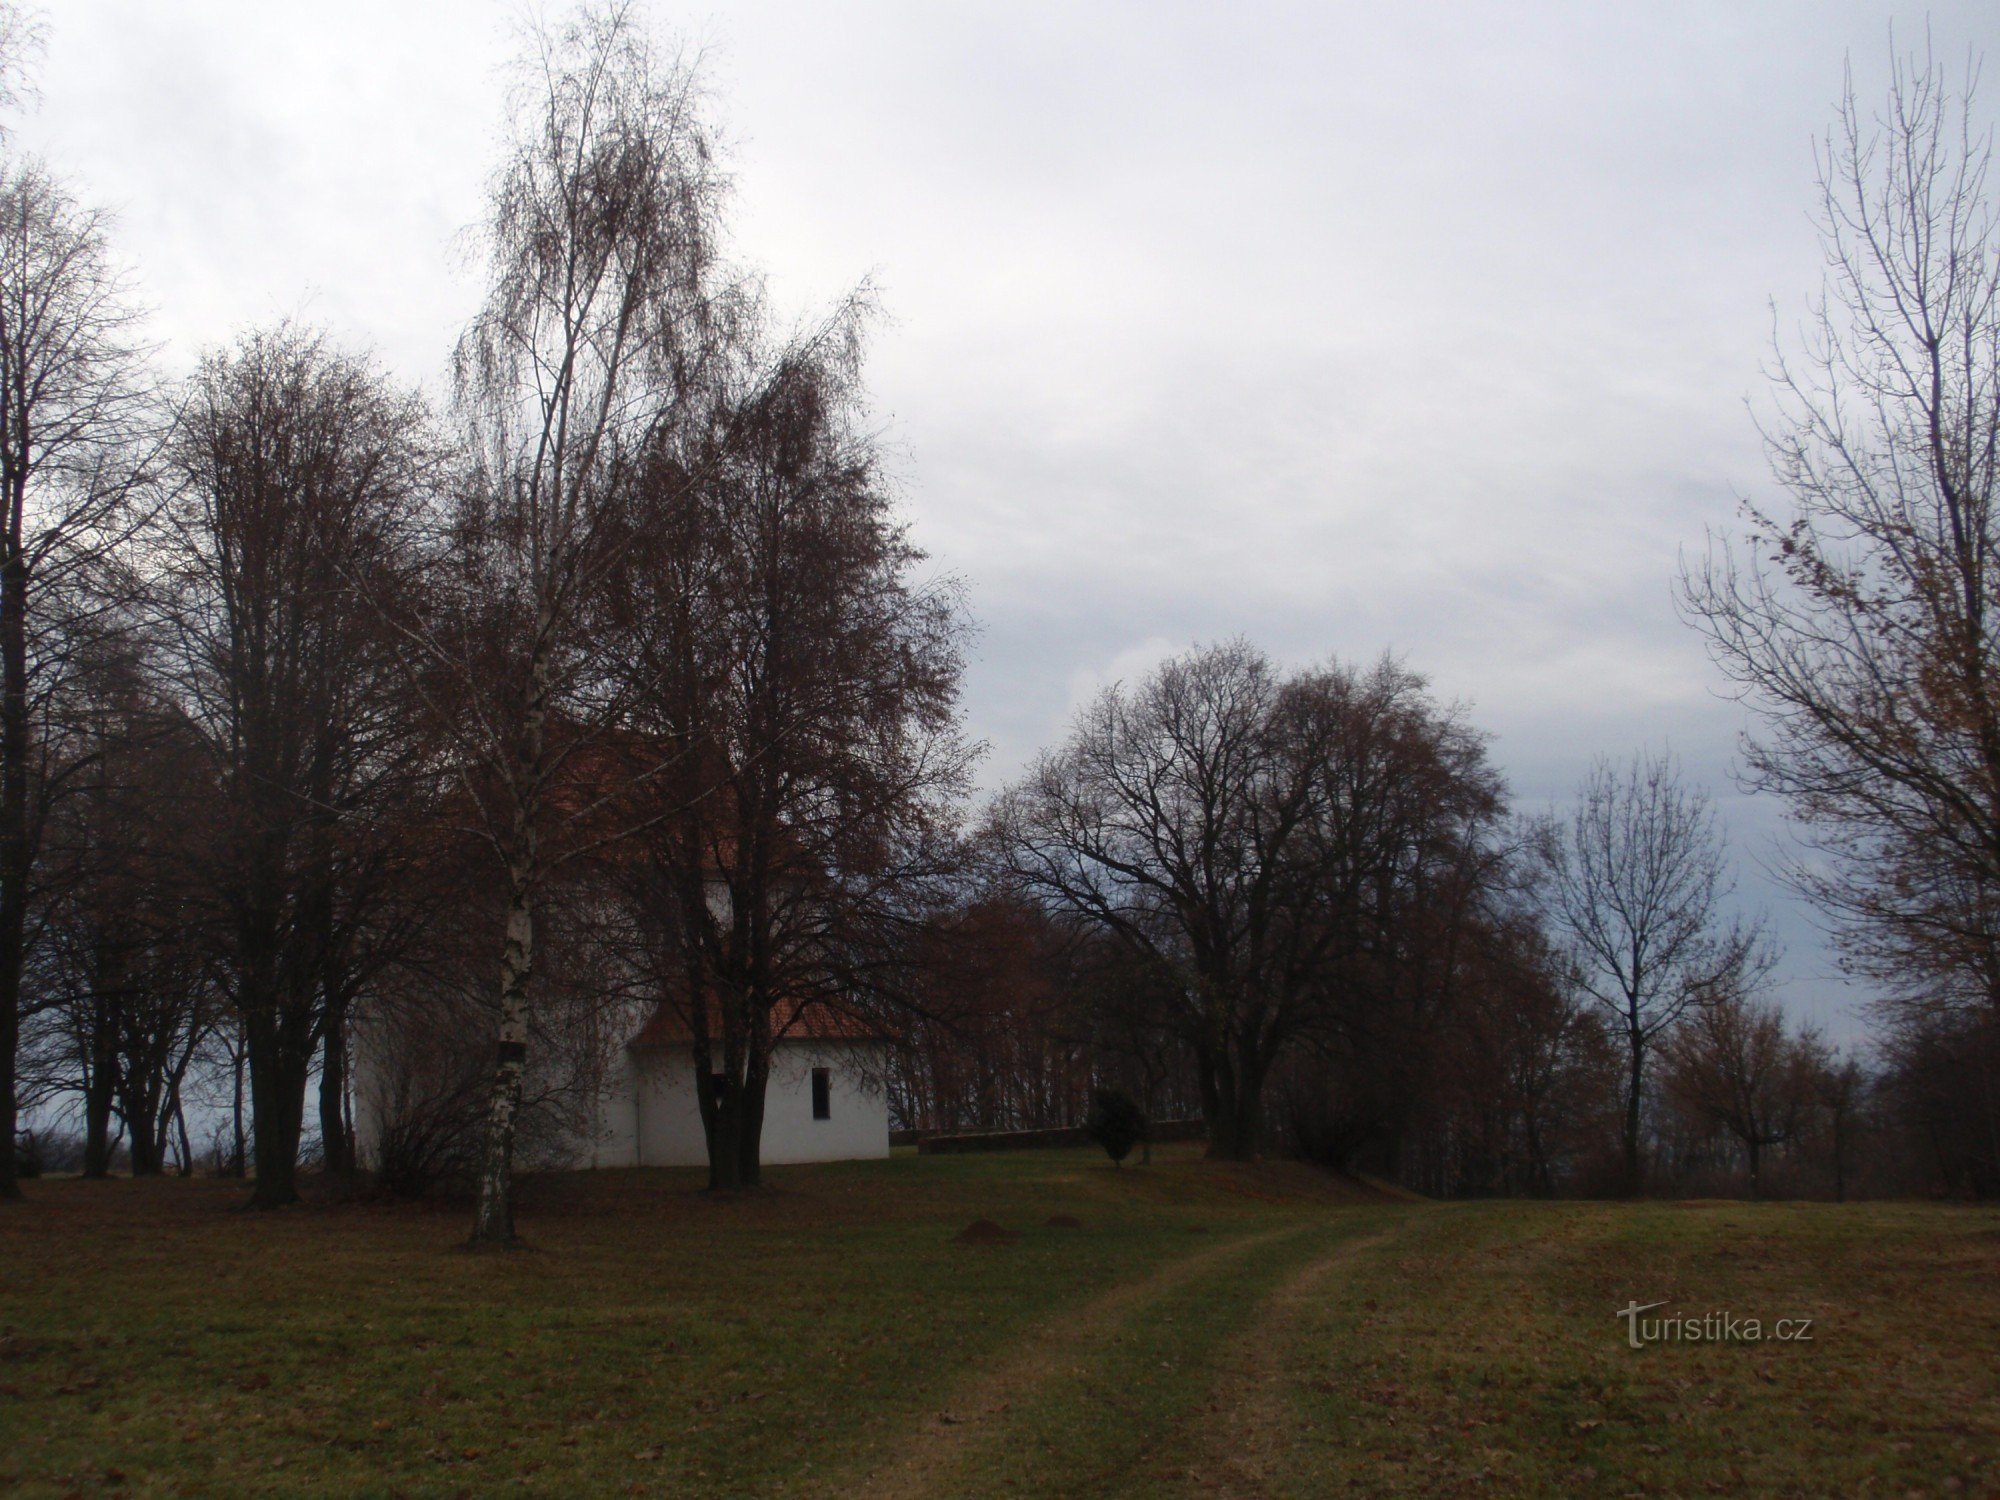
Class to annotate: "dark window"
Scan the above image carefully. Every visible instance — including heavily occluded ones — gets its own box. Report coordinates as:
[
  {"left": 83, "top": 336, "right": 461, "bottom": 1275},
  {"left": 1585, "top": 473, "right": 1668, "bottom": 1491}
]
[{"left": 811, "top": 1067, "right": 831, "bottom": 1121}]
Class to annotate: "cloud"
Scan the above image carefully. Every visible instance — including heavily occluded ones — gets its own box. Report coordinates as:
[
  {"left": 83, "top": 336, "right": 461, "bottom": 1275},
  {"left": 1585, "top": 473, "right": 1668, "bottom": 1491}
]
[
  {"left": 26, "top": 0, "right": 1999, "bottom": 1046},
  {"left": 1062, "top": 635, "right": 1183, "bottom": 721}
]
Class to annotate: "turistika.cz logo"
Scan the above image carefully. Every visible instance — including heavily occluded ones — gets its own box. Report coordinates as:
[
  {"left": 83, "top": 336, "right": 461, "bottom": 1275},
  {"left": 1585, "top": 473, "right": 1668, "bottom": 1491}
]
[{"left": 1615, "top": 1301, "right": 1814, "bottom": 1349}]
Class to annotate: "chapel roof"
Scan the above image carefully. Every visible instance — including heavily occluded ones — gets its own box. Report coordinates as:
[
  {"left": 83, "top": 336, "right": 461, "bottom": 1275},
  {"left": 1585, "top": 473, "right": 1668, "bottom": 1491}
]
[{"left": 629, "top": 994, "right": 892, "bottom": 1048}]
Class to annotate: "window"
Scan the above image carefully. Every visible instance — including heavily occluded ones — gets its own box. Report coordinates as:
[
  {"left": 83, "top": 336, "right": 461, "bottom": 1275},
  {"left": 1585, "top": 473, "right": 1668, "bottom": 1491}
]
[{"left": 811, "top": 1067, "right": 831, "bottom": 1121}]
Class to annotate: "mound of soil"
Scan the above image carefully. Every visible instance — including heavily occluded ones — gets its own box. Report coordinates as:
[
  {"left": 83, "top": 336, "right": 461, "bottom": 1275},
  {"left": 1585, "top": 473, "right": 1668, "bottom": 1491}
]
[
  {"left": 954, "top": 1218, "right": 1018, "bottom": 1245},
  {"left": 1045, "top": 1214, "right": 1083, "bottom": 1229}
]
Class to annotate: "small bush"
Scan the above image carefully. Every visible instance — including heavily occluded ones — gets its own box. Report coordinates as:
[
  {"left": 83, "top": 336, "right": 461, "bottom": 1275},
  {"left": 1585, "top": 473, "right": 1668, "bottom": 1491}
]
[{"left": 1085, "top": 1087, "right": 1148, "bottom": 1167}]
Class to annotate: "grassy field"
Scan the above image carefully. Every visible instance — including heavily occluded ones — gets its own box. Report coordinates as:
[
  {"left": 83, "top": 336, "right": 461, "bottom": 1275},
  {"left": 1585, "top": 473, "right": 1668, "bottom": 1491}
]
[{"left": 2, "top": 1146, "right": 1997, "bottom": 1497}]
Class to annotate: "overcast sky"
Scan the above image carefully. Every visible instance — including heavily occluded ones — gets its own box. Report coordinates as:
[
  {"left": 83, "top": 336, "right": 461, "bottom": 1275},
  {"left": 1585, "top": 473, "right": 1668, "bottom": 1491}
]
[{"left": 24, "top": 1, "right": 2000, "bottom": 1043}]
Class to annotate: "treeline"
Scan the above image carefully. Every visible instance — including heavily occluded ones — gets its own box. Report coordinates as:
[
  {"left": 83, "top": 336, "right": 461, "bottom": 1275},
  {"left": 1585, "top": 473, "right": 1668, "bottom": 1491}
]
[{"left": 883, "top": 648, "right": 1927, "bottom": 1200}]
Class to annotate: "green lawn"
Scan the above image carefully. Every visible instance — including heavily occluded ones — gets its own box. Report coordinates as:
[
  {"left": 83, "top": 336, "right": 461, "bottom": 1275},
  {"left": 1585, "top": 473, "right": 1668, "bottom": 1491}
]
[{"left": 1, "top": 1148, "right": 1995, "bottom": 1497}]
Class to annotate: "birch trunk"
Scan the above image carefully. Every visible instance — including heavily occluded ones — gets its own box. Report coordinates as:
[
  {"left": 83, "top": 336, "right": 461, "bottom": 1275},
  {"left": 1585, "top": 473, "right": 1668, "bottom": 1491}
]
[
  {"left": 0, "top": 545, "right": 25, "bottom": 1200},
  {"left": 470, "top": 673, "right": 544, "bottom": 1247},
  {"left": 470, "top": 870, "right": 534, "bottom": 1245}
]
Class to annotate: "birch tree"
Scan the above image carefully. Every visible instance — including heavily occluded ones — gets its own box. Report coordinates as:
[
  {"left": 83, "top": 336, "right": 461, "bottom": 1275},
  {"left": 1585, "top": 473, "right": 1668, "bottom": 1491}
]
[{"left": 423, "top": 3, "right": 729, "bottom": 1245}]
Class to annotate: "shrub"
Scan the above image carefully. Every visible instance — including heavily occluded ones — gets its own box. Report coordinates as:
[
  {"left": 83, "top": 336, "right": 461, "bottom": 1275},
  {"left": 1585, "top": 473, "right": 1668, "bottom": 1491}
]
[{"left": 1085, "top": 1087, "right": 1148, "bottom": 1167}]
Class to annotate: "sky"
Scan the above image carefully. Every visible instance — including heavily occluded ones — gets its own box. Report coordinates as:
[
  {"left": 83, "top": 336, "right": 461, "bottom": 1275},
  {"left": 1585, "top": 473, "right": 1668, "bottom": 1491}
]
[{"left": 22, "top": 1, "right": 2000, "bottom": 1045}]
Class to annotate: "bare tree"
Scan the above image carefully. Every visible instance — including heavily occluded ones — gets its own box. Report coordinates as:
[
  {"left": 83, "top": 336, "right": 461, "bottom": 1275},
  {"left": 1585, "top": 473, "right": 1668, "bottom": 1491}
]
[
  {"left": 31, "top": 649, "right": 220, "bottom": 1178},
  {"left": 412, "top": 3, "right": 730, "bottom": 1245},
  {"left": 1806, "top": 1041, "right": 1869, "bottom": 1202},
  {"left": 0, "top": 4, "right": 43, "bottom": 136},
  {"left": 1432, "top": 912, "right": 1616, "bottom": 1197},
  {"left": 998, "top": 646, "right": 1501, "bottom": 1160},
  {"left": 1664, "top": 992, "right": 1816, "bottom": 1198},
  {"left": 997, "top": 643, "right": 1305, "bottom": 1160},
  {"left": 1535, "top": 751, "right": 1773, "bottom": 1195},
  {"left": 1681, "top": 46, "right": 2000, "bottom": 1028},
  {"left": 157, "top": 324, "right": 431, "bottom": 1207},
  {"left": 0, "top": 160, "right": 149, "bottom": 1198},
  {"left": 888, "top": 895, "right": 1147, "bottom": 1141},
  {"left": 607, "top": 311, "right": 973, "bottom": 1191}
]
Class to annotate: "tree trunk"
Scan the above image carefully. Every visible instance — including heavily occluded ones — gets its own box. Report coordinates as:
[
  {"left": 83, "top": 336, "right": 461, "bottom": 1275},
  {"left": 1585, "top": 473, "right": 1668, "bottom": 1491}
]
[
  {"left": 737, "top": 1038, "right": 769, "bottom": 1190},
  {"left": 319, "top": 1000, "right": 354, "bottom": 1181},
  {"left": 1623, "top": 1038, "right": 1646, "bottom": 1197},
  {"left": 244, "top": 1006, "right": 309, "bottom": 1207},
  {"left": 736, "top": 1072, "right": 764, "bottom": 1192},
  {"left": 1140, "top": 1075, "right": 1155, "bottom": 1167},
  {"left": 470, "top": 640, "right": 551, "bottom": 1247},
  {"left": 120, "top": 1060, "right": 171, "bottom": 1178},
  {"left": 0, "top": 957, "right": 14, "bottom": 1198},
  {"left": 470, "top": 858, "right": 535, "bottom": 1246},
  {"left": 0, "top": 548, "right": 27, "bottom": 1202},
  {"left": 702, "top": 1069, "right": 744, "bottom": 1192},
  {"left": 1746, "top": 1137, "right": 1762, "bottom": 1200},
  {"left": 1202, "top": 1047, "right": 1266, "bottom": 1162},
  {"left": 82, "top": 1012, "right": 117, "bottom": 1179},
  {"left": 1523, "top": 1109, "right": 1550, "bottom": 1197},
  {"left": 230, "top": 1040, "right": 246, "bottom": 1178},
  {"left": 128, "top": 1110, "right": 162, "bottom": 1176}
]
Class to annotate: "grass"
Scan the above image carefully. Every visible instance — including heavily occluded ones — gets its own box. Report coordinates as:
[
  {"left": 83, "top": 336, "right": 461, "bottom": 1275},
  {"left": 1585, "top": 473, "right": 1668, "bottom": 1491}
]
[{"left": 0, "top": 1149, "right": 1995, "bottom": 1497}]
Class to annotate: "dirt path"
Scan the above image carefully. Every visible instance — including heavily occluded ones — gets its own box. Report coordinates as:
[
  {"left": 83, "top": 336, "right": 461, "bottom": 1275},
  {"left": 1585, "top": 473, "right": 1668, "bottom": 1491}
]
[
  {"left": 861, "top": 1226, "right": 1303, "bottom": 1500},
  {"left": 1183, "top": 1225, "right": 1397, "bottom": 1498}
]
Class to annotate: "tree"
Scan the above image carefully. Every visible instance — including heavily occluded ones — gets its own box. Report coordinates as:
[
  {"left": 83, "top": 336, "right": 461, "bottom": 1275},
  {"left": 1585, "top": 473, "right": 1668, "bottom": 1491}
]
[
  {"left": 885, "top": 891, "right": 1136, "bottom": 1141},
  {"left": 1681, "top": 47, "right": 2000, "bottom": 1026},
  {"left": 1807, "top": 1042, "right": 1869, "bottom": 1202},
  {"left": 415, "top": 2, "right": 730, "bottom": 1244},
  {"left": 1424, "top": 911, "right": 1617, "bottom": 1197},
  {"left": 1535, "top": 752, "right": 1773, "bottom": 1195},
  {"left": 33, "top": 656, "right": 219, "bottom": 1178},
  {"left": 158, "top": 324, "right": 431, "bottom": 1207},
  {"left": 0, "top": 5, "right": 40, "bottom": 131},
  {"left": 1278, "top": 661, "right": 1508, "bottom": 1177},
  {"left": 0, "top": 159, "right": 149, "bottom": 1199},
  {"left": 997, "top": 643, "right": 1303, "bottom": 1161},
  {"left": 607, "top": 313, "right": 973, "bottom": 1191},
  {"left": 1663, "top": 992, "right": 1816, "bottom": 1198},
  {"left": 1880, "top": 1002, "right": 2000, "bottom": 1196},
  {"left": 997, "top": 645, "right": 1502, "bottom": 1160}
]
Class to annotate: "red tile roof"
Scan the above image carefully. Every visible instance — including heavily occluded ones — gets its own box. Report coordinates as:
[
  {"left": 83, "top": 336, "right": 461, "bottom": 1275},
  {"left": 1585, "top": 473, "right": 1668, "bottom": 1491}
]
[{"left": 630, "top": 994, "right": 893, "bottom": 1048}]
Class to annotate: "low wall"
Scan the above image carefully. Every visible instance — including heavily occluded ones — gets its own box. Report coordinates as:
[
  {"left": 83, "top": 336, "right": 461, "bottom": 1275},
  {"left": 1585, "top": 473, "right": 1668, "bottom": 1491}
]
[{"left": 910, "top": 1119, "right": 1207, "bottom": 1155}]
